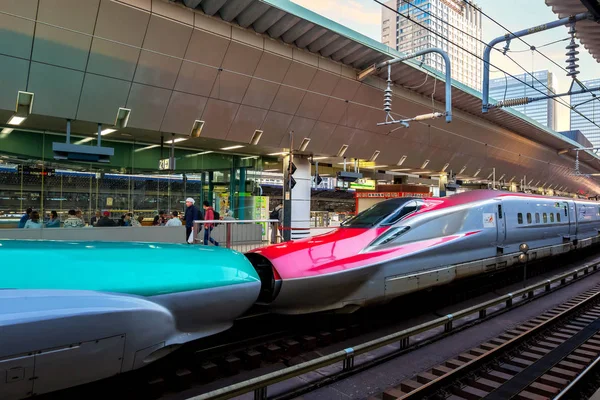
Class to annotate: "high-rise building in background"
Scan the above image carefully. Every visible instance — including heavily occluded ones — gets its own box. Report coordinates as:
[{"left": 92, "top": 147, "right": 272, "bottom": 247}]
[
  {"left": 489, "top": 70, "right": 557, "bottom": 131},
  {"left": 570, "top": 78, "right": 600, "bottom": 147},
  {"left": 381, "top": 0, "right": 483, "bottom": 91}
]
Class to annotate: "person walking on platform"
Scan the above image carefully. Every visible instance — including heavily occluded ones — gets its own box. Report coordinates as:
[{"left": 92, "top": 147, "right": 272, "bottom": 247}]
[
  {"left": 202, "top": 201, "right": 219, "bottom": 246},
  {"left": 185, "top": 198, "right": 200, "bottom": 243}
]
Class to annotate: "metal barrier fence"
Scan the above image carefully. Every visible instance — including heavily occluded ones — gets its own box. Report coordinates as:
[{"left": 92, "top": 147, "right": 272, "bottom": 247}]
[
  {"left": 192, "top": 219, "right": 280, "bottom": 253},
  {"left": 188, "top": 261, "right": 599, "bottom": 400}
]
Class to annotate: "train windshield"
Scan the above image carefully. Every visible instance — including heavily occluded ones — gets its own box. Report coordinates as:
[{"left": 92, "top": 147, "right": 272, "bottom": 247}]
[{"left": 341, "top": 199, "right": 416, "bottom": 228}]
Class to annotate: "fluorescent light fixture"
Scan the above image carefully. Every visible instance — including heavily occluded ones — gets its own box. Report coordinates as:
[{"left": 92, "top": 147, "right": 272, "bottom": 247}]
[
  {"left": 268, "top": 152, "right": 288, "bottom": 156},
  {"left": 312, "top": 157, "right": 328, "bottom": 160},
  {"left": 299, "top": 138, "right": 311, "bottom": 152},
  {"left": 497, "top": 174, "right": 505, "bottom": 181},
  {"left": 473, "top": 168, "right": 481, "bottom": 177},
  {"left": 390, "top": 168, "right": 411, "bottom": 172},
  {"left": 264, "top": 168, "right": 279, "bottom": 172},
  {"left": 397, "top": 155, "right": 407, "bottom": 166},
  {"left": 250, "top": 130, "right": 263, "bottom": 145},
  {"left": 165, "top": 138, "right": 187, "bottom": 144},
  {"left": 186, "top": 151, "right": 213, "bottom": 158},
  {"left": 535, "top": 181, "right": 541, "bottom": 186},
  {"left": 134, "top": 144, "right": 159, "bottom": 152},
  {"left": 221, "top": 145, "right": 244, "bottom": 151},
  {"left": 1, "top": 128, "right": 13, "bottom": 134},
  {"left": 421, "top": 159, "right": 430, "bottom": 169},
  {"left": 337, "top": 144, "right": 349, "bottom": 158},
  {"left": 100, "top": 128, "right": 116, "bottom": 136},
  {"left": 114, "top": 107, "right": 131, "bottom": 129},
  {"left": 368, "top": 165, "right": 387, "bottom": 169},
  {"left": 459, "top": 166, "right": 466, "bottom": 174},
  {"left": 487, "top": 172, "right": 494, "bottom": 179},
  {"left": 509, "top": 176, "right": 515, "bottom": 183},
  {"left": 528, "top": 179, "right": 534, "bottom": 185},
  {"left": 241, "top": 156, "right": 259, "bottom": 160},
  {"left": 191, "top": 120, "right": 204, "bottom": 138},
  {"left": 369, "top": 150, "right": 381, "bottom": 162},
  {"left": 7, "top": 116, "right": 25, "bottom": 125},
  {"left": 75, "top": 137, "right": 94, "bottom": 144},
  {"left": 441, "top": 163, "right": 449, "bottom": 172}
]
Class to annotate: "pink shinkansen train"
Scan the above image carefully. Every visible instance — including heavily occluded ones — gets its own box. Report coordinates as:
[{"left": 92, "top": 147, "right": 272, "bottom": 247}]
[{"left": 246, "top": 190, "right": 600, "bottom": 314}]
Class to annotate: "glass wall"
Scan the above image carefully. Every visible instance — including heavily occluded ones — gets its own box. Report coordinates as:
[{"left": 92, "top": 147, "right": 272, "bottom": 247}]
[{"left": 0, "top": 130, "right": 272, "bottom": 227}]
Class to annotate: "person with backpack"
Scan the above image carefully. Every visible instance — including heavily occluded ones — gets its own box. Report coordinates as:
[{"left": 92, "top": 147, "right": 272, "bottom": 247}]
[{"left": 202, "top": 201, "right": 219, "bottom": 246}]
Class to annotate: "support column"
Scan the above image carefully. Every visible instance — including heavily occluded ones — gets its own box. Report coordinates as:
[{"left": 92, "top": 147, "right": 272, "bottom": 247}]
[{"left": 283, "top": 155, "right": 311, "bottom": 240}]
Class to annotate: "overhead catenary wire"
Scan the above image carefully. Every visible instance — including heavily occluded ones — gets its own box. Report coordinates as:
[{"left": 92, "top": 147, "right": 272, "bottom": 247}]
[
  {"left": 0, "top": 9, "right": 595, "bottom": 186},
  {"left": 374, "top": 0, "right": 600, "bottom": 132}
]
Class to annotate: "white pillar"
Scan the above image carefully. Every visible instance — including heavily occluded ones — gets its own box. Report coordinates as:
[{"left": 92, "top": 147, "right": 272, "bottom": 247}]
[{"left": 283, "top": 155, "right": 311, "bottom": 240}]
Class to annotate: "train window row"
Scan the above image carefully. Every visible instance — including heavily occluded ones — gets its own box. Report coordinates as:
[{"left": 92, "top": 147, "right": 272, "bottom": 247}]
[{"left": 517, "top": 212, "right": 561, "bottom": 225}]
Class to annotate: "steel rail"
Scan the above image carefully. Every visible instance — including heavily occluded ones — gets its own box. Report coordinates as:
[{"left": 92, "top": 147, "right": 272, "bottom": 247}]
[{"left": 187, "top": 259, "right": 600, "bottom": 400}]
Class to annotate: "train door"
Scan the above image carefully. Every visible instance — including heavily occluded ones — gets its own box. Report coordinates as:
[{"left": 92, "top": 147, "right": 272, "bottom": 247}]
[
  {"left": 569, "top": 201, "right": 578, "bottom": 238},
  {"left": 496, "top": 200, "right": 506, "bottom": 247},
  {"left": 560, "top": 201, "right": 575, "bottom": 238}
]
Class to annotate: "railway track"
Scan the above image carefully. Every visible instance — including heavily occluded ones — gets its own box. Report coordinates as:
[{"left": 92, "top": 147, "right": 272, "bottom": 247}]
[
  {"left": 378, "top": 284, "right": 600, "bottom": 400},
  {"left": 36, "top": 250, "right": 600, "bottom": 400}
]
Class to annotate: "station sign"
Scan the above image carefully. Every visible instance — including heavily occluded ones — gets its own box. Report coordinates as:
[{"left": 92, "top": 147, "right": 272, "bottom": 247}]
[
  {"left": 159, "top": 158, "right": 175, "bottom": 171},
  {"left": 350, "top": 179, "right": 376, "bottom": 190},
  {"left": 355, "top": 191, "right": 430, "bottom": 198}
]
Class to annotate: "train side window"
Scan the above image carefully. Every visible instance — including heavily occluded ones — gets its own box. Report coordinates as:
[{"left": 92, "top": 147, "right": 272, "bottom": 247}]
[
  {"left": 498, "top": 204, "right": 503, "bottom": 219},
  {"left": 598, "top": 206, "right": 600, "bottom": 216},
  {"left": 526, "top": 213, "right": 532, "bottom": 224},
  {"left": 535, "top": 213, "right": 540, "bottom": 223},
  {"left": 550, "top": 213, "right": 554, "bottom": 223},
  {"left": 517, "top": 213, "right": 523, "bottom": 224},
  {"left": 565, "top": 206, "right": 568, "bottom": 217},
  {"left": 557, "top": 213, "right": 561, "bottom": 222},
  {"left": 543, "top": 213, "right": 548, "bottom": 223}
]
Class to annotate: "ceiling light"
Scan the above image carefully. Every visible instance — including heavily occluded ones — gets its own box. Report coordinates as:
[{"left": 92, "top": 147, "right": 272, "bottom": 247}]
[
  {"left": 459, "top": 166, "right": 466, "bottom": 174},
  {"left": 369, "top": 150, "right": 381, "bottom": 162},
  {"left": 75, "top": 137, "right": 94, "bottom": 144},
  {"left": 250, "top": 130, "right": 263, "bottom": 145},
  {"left": 186, "top": 151, "right": 213, "bottom": 158},
  {"left": 221, "top": 145, "right": 244, "bottom": 151},
  {"left": 498, "top": 174, "right": 505, "bottom": 181},
  {"left": 191, "top": 120, "right": 204, "bottom": 138},
  {"left": 337, "top": 144, "right": 349, "bottom": 158},
  {"left": 397, "top": 155, "right": 407, "bottom": 166},
  {"left": 368, "top": 165, "right": 387, "bottom": 169},
  {"left": 1, "top": 128, "right": 13, "bottom": 134},
  {"left": 473, "top": 168, "right": 481, "bottom": 177},
  {"left": 114, "top": 107, "right": 131, "bottom": 129},
  {"left": 264, "top": 168, "right": 279, "bottom": 172},
  {"left": 268, "top": 152, "right": 288, "bottom": 156},
  {"left": 487, "top": 172, "right": 493, "bottom": 179},
  {"left": 100, "top": 128, "right": 116, "bottom": 136},
  {"left": 509, "top": 176, "right": 515, "bottom": 183},
  {"left": 535, "top": 181, "right": 541, "bottom": 186},
  {"left": 312, "top": 156, "right": 328, "bottom": 160},
  {"left": 7, "top": 116, "right": 25, "bottom": 125},
  {"left": 441, "top": 163, "right": 449, "bottom": 172},
  {"left": 299, "top": 138, "right": 311, "bottom": 152},
  {"left": 390, "top": 168, "right": 411, "bottom": 171},
  {"left": 421, "top": 159, "right": 430, "bottom": 169},
  {"left": 241, "top": 156, "right": 258, "bottom": 160},
  {"left": 165, "top": 138, "right": 187, "bottom": 144},
  {"left": 134, "top": 144, "right": 159, "bottom": 152}
]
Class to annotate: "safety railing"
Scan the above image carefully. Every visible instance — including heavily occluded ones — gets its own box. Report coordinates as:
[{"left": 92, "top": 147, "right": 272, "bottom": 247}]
[
  {"left": 188, "top": 261, "right": 599, "bottom": 400},
  {"left": 192, "top": 219, "right": 280, "bottom": 253}
]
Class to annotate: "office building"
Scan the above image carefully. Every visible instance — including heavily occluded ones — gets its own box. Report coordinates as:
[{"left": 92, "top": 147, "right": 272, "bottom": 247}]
[
  {"left": 489, "top": 70, "right": 557, "bottom": 131},
  {"left": 570, "top": 78, "right": 600, "bottom": 147},
  {"left": 381, "top": 0, "right": 483, "bottom": 90}
]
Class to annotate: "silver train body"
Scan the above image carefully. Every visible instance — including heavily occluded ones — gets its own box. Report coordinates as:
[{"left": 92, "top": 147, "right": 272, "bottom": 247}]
[{"left": 249, "top": 191, "right": 600, "bottom": 314}]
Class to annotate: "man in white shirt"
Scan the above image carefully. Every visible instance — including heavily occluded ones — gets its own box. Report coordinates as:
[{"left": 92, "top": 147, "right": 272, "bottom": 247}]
[{"left": 165, "top": 211, "right": 182, "bottom": 226}]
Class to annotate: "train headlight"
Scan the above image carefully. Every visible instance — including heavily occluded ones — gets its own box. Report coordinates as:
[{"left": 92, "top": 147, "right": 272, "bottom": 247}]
[
  {"left": 519, "top": 243, "right": 529, "bottom": 253},
  {"left": 518, "top": 253, "right": 528, "bottom": 263}
]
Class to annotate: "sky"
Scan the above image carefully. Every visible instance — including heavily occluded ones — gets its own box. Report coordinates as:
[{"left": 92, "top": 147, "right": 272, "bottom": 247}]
[{"left": 291, "top": 0, "right": 599, "bottom": 131}]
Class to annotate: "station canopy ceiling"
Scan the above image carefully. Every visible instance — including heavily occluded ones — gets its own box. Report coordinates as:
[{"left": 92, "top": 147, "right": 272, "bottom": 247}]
[{"left": 0, "top": 0, "right": 599, "bottom": 193}]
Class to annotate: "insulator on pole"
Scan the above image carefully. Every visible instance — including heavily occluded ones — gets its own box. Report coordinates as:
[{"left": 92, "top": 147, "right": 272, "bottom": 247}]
[
  {"left": 566, "top": 23, "right": 580, "bottom": 78},
  {"left": 494, "top": 97, "right": 530, "bottom": 108},
  {"left": 384, "top": 64, "right": 393, "bottom": 116}
]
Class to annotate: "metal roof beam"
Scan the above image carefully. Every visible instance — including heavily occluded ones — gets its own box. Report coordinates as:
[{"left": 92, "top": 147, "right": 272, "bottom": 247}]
[
  {"left": 331, "top": 42, "right": 363, "bottom": 62},
  {"left": 253, "top": 8, "right": 286, "bottom": 33},
  {"left": 183, "top": 0, "right": 203, "bottom": 8},
  {"left": 267, "top": 14, "right": 302, "bottom": 38},
  {"left": 307, "top": 32, "right": 339, "bottom": 53},
  {"left": 237, "top": 2, "right": 270, "bottom": 27},
  {"left": 219, "top": 0, "right": 254, "bottom": 22},
  {"left": 295, "top": 26, "right": 328, "bottom": 49},
  {"left": 282, "top": 22, "right": 316, "bottom": 44},
  {"left": 201, "top": 0, "right": 227, "bottom": 15},
  {"left": 320, "top": 37, "right": 351, "bottom": 57}
]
